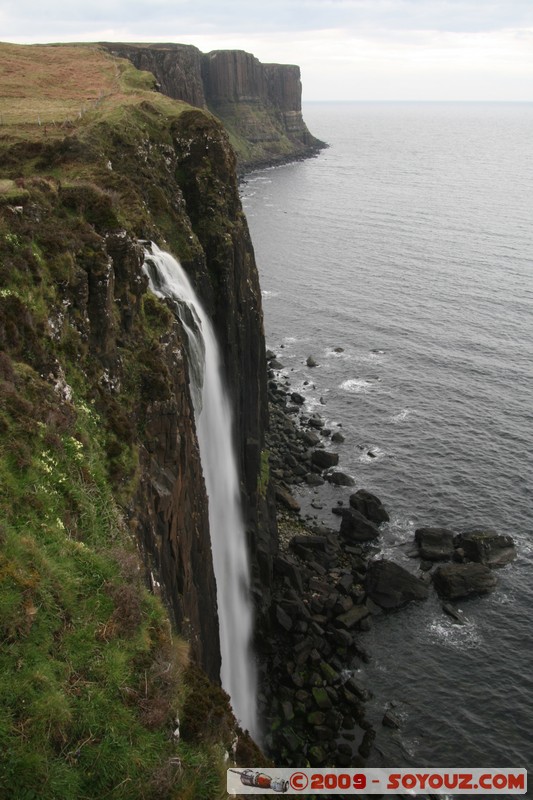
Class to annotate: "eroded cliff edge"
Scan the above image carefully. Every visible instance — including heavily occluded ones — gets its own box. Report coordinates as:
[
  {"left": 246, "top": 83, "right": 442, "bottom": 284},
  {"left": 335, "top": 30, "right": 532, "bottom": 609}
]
[
  {"left": 102, "top": 42, "right": 326, "bottom": 170},
  {"left": 0, "top": 42, "right": 270, "bottom": 796}
]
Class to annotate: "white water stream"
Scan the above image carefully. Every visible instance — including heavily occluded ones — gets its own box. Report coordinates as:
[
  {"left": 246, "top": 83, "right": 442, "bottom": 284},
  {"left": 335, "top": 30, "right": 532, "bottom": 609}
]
[{"left": 143, "top": 243, "right": 257, "bottom": 737}]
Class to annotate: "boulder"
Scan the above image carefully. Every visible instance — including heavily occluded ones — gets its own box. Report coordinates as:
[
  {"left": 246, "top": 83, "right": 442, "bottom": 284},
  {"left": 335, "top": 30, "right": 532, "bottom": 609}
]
[
  {"left": 382, "top": 710, "right": 401, "bottom": 729},
  {"left": 456, "top": 530, "right": 516, "bottom": 567},
  {"left": 432, "top": 562, "right": 497, "bottom": 599},
  {"left": 306, "top": 355, "right": 319, "bottom": 368},
  {"left": 331, "top": 431, "right": 345, "bottom": 443},
  {"left": 339, "top": 508, "right": 380, "bottom": 543},
  {"left": 289, "top": 534, "right": 327, "bottom": 553},
  {"left": 312, "top": 687, "right": 332, "bottom": 710},
  {"left": 442, "top": 602, "right": 466, "bottom": 625},
  {"left": 335, "top": 604, "right": 370, "bottom": 630},
  {"left": 414, "top": 527, "right": 455, "bottom": 561},
  {"left": 365, "top": 559, "right": 429, "bottom": 608},
  {"left": 349, "top": 489, "right": 390, "bottom": 524},
  {"left": 274, "top": 554, "right": 305, "bottom": 592},
  {"left": 275, "top": 485, "right": 300, "bottom": 512},
  {"left": 308, "top": 415, "right": 324, "bottom": 429},
  {"left": 275, "top": 604, "right": 293, "bottom": 632},
  {"left": 344, "top": 676, "right": 371, "bottom": 701},
  {"left": 290, "top": 391, "right": 305, "bottom": 405},
  {"left": 311, "top": 449, "right": 339, "bottom": 469},
  {"left": 326, "top": 471, "right": 355, "bottom": 487}
]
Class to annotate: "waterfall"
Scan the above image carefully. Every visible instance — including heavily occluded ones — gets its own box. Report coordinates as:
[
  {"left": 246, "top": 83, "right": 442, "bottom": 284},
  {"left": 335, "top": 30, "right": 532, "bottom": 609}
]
[{"left": 142, "top": 242, "right": 257, "bottom": 737}]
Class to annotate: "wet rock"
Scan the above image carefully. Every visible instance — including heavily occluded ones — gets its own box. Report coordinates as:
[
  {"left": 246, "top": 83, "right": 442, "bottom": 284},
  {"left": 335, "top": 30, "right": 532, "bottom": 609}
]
[
  {"left": 358, "top": 729, "right": 376, "bottom": 758},
  {"left": 331, "top": 431, "right": 345, "bottom": 443},
  {"left": 335, "top": 604, "right": 370, "bottom": 629},
  {"left": 456, "top": 530, "right": 517, "bottom": 567},
  {"left": 302, "top": 430, "right": 321, "bottom": 446},
  {"left": 415, "top": 527, "right": 455, "bottom": 561},
  {"left": 319, "top": 661, "right": 340, "bottom": 684},
  {"left": 308, "top": 415, "right": 325, "bottom": 429},
  {"left": 432, "top": 562, "right": 497, "bottom": 599},
  {"left": 306, "top": 473, "right": 325, "bottom": 486},
  {"left": 344, "top": 676, "right": 371, "bottom": 701},
  {"left": 270, "top": 359, "right": 284, "bottom": 369},
  {"left": 349, "top": 489, "right": 390, "bottom": 524},
  {"left": 308, "top": 745, "right": 327, "bottom": 765},
  {"left": 307, "top": 710, "right": 326, "bottom": 726},
  {"left": 333, "top": 595, "right": 353, "bottom": 615},
  {"left": 281, "top": 728, "right": 304, "bottom": 753},
  {"left": 306, "top": 355, "right": 318, "bottom": 368},
  {"left": 274, "top": 554, "right": 305, "bottom": 593},
  {"left": 311, "top": 449, "right": 339, "bottom": 469},
  {"left": 312, "top": 686, "right": 333, "bottom": 710},
  {"left": 290, "top": 534, "right": 328, "bottom": 553},
  {"left": 329, "top": 627, "right": 354, "bottom": 648},
  {"left": 291, "top": 391, "right": 305, "bottom": 405},
  {"left": 326, "top": 471, "right": 355, "bottom": 486},
  {"left": 442, "top": 602, "right": 466, "bottom": 624},
  {"left": 275, "top": 604, "right": 293, "bottom": 632},
  {"left": 281, "top": 700, "right": 294, "bottom": 721},
  {"left": 275, "top": 485, "right": 300, "bottom": 512},
  {"left": 382, "top": 710, "right": 401, "bottom": 729},
  {"left": 339, "top": 508, "right": 380, "bottom": 543},
  {"left": 365, "top": 559, "right": 429, "bottom": 608}
]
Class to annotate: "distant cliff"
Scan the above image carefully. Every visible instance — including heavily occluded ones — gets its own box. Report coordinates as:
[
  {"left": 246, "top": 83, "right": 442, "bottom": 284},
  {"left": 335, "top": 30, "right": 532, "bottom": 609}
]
[{"left": 102, "top": 42, "right": 325, "bottom": 170}]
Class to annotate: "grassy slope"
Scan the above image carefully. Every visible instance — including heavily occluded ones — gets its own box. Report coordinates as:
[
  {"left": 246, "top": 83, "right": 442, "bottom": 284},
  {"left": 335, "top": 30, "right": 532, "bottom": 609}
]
[{"left": 0, "top": 43, "right": 258, "bottom": 799}]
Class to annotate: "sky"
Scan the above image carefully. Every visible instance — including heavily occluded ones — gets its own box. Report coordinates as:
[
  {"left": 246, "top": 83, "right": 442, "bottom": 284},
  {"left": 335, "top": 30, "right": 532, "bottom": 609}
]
[{"left": 2, "top": 0, "right": 533, "bottom": 101}]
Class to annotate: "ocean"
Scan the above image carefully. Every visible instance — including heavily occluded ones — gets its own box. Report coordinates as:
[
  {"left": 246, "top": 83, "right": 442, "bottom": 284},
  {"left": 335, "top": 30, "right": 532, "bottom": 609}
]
[{"left": 240, "top": 102, "right": 533, "bottom": 785}]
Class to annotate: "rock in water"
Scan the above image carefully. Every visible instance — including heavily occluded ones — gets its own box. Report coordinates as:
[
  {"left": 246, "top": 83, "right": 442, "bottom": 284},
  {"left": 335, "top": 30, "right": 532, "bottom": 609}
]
[
  {"left": 415, "top": 527, "right": 455, "bottom": 561},
  {"left": 326, "top": 471, "right": 355, "bottom": 487},
  {"left": 306, "top": 355, "right": 318, "bottom": 367},
  {"left": 349, "top": 489, "right": 390, "bottom": 524},
  {"left": 365, "top": 559, "right": 429, "bottom": 608},
  {"left": 455, "top": 530, "right": 516, "bottom": 567},
  {"left": 442, "top": 602, "right": 467, "bottom": 625},
  {"left": 339, "top": 508, "right": 380, "bottom": 543},
  {"left": 311, "top": 449, "right": 339, "bottom": 468},
  {"left": 432, "top": 563, "right": 498, "bottom": 599}
]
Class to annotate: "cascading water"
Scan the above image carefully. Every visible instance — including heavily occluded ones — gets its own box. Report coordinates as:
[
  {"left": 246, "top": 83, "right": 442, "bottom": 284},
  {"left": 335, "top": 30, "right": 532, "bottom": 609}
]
[{"left": 142, "top": 242, "right": 258, "bottom": 737}]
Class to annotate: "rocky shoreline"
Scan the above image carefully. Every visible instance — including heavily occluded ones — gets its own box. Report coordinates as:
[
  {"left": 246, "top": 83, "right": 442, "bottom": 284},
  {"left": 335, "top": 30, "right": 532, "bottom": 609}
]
[{"left": 257, "top": 350, "right": 517, "bottom": 768}]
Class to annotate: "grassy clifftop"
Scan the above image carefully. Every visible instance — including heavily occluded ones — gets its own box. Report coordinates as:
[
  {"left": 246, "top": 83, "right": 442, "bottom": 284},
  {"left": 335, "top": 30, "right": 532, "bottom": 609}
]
[{"left": 0, "top": 43, "right": 263, "bottom": 798}]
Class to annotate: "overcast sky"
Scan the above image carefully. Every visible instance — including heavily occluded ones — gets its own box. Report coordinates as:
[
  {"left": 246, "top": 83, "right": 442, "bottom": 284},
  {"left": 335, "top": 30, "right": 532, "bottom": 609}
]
[{"left": 2, "top": 1, "right": 533, "bottom": 100}]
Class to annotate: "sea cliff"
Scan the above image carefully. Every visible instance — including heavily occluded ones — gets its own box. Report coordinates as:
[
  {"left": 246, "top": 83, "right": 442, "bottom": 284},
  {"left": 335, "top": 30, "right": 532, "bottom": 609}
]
[
  {"left": 102, "top": 42, "right": 325, "bottom": 170},
  {"left": 0, "top": 42, "right": 272, "bottom": 797}
]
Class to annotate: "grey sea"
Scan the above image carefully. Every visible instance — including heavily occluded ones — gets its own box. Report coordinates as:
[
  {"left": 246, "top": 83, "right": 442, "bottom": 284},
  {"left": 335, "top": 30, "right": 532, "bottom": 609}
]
[{"left": 241, "top": 102, "right": 533, "bottom": 788}]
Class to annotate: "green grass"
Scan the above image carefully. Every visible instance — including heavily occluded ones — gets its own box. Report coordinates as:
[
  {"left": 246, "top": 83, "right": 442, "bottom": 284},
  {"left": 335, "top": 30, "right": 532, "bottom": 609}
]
[{"left": 0, "top": 365, "right": 187, "bottom": 798}]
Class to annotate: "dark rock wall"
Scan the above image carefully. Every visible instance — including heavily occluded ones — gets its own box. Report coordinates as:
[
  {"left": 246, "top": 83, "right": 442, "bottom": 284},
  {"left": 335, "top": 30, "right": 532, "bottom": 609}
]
[
  {"left": 169, "top": 109, "right": 277, "bottom": 604},
  {"left": 103, "top": 42, "right": 207, "bottom": 107},
  {"left": 92, "top": 101, "right": 277, "bottom": 633},
  {"left": 105, "top": 234, "right": 221, "bottom": 680},
  {"left": 202, "top": 49, "right": 266, "bottom": 103},
  {"left": 101, "top": 42, "right": 325, "bottom": 168}
]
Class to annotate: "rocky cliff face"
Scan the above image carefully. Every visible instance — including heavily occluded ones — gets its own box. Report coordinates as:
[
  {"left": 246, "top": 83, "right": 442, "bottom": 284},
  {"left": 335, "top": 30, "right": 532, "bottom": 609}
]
[
  {"left": 0, "top": 43, "right": 277, "bottom": 793},
  {"left": 0, "top": 66, "right": 275, "bottom": 676},
  {"left": 102, "top": 43, "right": 325, "bottom": 170}
]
